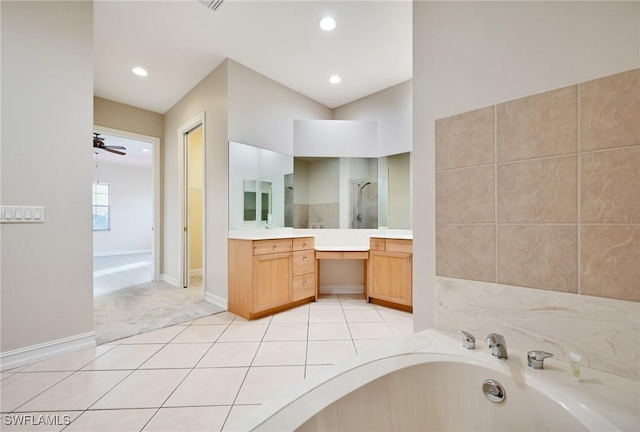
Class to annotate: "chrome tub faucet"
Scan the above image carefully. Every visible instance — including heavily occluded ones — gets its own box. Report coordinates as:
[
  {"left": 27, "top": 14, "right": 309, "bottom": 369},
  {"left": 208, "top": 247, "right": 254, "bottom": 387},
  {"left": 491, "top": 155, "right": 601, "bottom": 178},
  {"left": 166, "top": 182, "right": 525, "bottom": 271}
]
[{"left": 485, "top": 333, "right": 508, "bottom": 359}]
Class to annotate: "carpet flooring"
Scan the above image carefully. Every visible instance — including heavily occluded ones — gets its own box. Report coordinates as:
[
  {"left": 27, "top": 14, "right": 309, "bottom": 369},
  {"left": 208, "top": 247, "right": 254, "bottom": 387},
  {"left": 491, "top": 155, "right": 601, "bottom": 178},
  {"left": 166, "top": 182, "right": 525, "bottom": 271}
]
[{"left": 94, "top": 280, "right": 223, "bottom": 344}]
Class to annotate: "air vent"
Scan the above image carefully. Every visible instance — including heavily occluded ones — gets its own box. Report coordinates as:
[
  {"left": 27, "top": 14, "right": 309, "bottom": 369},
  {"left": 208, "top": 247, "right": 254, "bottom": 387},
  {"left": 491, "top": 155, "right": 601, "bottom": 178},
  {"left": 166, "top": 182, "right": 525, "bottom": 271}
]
[{"left": 199, "top": 0, "right": 224, "bottom": 11}]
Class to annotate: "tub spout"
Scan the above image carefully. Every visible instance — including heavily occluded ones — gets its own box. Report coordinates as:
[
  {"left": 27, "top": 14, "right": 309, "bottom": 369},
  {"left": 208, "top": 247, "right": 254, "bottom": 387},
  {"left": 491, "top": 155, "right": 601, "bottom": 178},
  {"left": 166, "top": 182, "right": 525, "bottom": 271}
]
[{"left": 485, "top": 333, "right": 508, "bottom": 359}]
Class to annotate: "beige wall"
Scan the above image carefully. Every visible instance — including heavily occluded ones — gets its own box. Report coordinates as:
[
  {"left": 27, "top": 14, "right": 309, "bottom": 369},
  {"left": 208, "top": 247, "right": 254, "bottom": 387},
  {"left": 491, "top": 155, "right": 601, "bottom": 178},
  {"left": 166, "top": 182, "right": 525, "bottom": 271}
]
[
  {"left": 1, "top": 1, "right": 94, "bottom": 354},
  {"left": 163, "top": 61, "right": 229, "bottom": 300},
  {"left": 387, "top": 152, "right": 411, "bottom": 229},
  {"left": 94, "top": 97, "right": 164, "bottom": 138},
  {"left": 333, "top": 80, "right": 412, "bottom": 156},
  {"left": 413, "top": 1, "right": 640, "bottom": 331}
]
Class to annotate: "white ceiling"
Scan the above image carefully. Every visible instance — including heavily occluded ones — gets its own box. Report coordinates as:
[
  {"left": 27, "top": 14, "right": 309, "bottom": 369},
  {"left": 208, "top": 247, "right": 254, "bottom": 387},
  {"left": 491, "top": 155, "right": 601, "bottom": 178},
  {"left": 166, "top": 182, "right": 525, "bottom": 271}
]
[{"left": 94, "top": 0, "right": 412, "bottom": 114}]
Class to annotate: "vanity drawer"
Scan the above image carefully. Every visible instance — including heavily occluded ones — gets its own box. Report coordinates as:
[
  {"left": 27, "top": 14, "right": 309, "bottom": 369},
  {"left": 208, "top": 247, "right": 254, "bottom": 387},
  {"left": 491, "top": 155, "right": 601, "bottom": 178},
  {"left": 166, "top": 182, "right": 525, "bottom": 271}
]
[
  {"left": 293, "top": 237, "right": 314, "bottom": 251},
  {"left": 293, "top": 250, "right": 316, "bottom": 276},
  {"left": 293, "top": 274, "right": 316, "bottom": 301},
  {"left": 253, "top": 239, "right": 293, "bottom": 255},
  {"left": 370, "top": 238, "right": 386, "bottom": 251},
  {"left": 385, "top": 239, "right": 412, "bottom": 253}
]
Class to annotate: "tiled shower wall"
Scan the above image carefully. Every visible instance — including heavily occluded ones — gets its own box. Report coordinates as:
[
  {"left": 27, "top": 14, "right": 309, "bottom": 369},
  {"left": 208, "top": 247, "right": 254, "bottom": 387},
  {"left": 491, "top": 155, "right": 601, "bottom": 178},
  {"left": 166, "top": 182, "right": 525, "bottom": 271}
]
[{"left": 435, "top": 68, "right": 639, "bottom": 302}]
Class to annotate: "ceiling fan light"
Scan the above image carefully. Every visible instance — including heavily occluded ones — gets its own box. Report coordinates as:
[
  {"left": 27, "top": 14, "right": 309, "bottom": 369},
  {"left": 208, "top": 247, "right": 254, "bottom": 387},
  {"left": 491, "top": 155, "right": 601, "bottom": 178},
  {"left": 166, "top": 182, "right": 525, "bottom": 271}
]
[
  {"left": 329, "top": 74, "right": 341, "bottom": 84},
  {"left": 132, "top": 67, "right": 148, "bottom": 77}
]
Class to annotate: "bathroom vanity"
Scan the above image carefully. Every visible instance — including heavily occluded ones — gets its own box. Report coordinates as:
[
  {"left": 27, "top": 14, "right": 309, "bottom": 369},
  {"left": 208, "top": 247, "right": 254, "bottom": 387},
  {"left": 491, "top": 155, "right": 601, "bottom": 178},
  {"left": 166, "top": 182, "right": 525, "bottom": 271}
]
[
  {"left": 228, "top": 231, "right": 412, "bottom": 319},
  {"left": 228, "top": 236, "right": 316, "bottom": 320}
]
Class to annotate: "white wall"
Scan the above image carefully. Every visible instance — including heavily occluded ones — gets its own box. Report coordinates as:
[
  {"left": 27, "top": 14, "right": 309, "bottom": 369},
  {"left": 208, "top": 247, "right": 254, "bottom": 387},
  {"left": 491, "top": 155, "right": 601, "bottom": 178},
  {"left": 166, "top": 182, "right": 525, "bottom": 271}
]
[
  {"left": 228, "top": 60, "right": 332, "bottom": 155},
  {"left": 413, "top": 1, "right": 640, "bottom": 331},
  {"left": 293, "top": 120, "right": 378, "bottom": 157},
  {"left": 1, "top": 2, "right": 94, "bottom": 357},
  {"left": 333, "top": 80, "right": 412, "bottom": 156},
  {"left": 93, "top": 162, "right": 152, "bottom": 255}
]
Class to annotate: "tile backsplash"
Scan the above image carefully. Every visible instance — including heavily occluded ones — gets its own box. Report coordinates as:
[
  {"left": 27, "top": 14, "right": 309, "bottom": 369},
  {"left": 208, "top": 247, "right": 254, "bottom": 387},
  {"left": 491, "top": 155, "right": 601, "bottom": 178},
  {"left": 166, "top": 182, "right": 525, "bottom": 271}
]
[{"left": 435, "top": 68, "right": 640, "bottom": 303}]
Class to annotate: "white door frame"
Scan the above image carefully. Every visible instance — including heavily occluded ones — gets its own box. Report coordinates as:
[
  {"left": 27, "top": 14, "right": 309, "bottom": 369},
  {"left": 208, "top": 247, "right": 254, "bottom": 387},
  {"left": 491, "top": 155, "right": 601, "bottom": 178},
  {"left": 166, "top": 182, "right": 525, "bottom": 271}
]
[
  {"left": 178, "top": 113, "right": 206, "bottom": 290},
  {"left": 92, "top": 125, "right": 161, "bottom": 281}
]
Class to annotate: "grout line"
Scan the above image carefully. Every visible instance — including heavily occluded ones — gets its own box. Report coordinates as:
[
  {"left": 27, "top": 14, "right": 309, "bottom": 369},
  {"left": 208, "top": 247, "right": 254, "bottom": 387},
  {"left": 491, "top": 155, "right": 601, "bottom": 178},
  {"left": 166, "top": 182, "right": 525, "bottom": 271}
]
[
  {"left": 577, "top": 83, "right": 582, "bottom": 295},
  {"left": 435, "top": 162, "right": 496, "bottom": 173},
  {"left": 494, "top": 104, "right": 499, "bottom": 284},
  {"left": 495, "top": 151, "right": 579, "bottom": 166}
]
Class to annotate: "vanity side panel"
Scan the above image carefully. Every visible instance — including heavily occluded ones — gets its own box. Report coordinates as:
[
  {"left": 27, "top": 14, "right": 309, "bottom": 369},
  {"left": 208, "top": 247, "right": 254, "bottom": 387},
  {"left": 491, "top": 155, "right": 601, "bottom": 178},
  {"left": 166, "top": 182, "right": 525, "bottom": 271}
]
[{"left": 228, "top": 239, "right": 254, "bottom": 319}]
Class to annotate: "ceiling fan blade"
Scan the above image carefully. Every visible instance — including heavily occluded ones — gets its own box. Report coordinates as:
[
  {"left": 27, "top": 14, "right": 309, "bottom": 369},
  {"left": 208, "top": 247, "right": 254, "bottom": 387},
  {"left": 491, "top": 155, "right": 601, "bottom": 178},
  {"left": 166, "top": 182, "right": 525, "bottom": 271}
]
[
  {"left": 104, "top": 147, "right": 127, "bottom": 156},
  {"left": 106, "top": 145, "right": 127, "bottom": 150}
]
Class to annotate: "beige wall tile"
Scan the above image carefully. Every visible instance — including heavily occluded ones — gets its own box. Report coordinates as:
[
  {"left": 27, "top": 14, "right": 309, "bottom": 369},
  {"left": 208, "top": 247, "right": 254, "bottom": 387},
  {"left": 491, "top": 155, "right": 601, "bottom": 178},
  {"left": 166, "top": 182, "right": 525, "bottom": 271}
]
[
  {"left": 435, "top": 106, "right": 495, "bottom": 171},
  {"left": 436, "top": 224, "right": 495, "bottom": 282},
  {"left": 497, "top": 225, "right": 578, "bottom": 293},
  {"left": 581, "top": 225, "right": 640, "bottom": 302},
  {"left": 497, "top": 156, "right": 578, "bottom": 223},
  {"left": 436, "top": 166, "right": 495, "bottom": 223},
  {"left": 581, "top": 146, "right": 640, "bottom": 223},
  {"left": 580, "top": 69, "right": 640, "bottom": 152},
  {"left": 496, "top": 85, "right": 578, "bottom": 162}
]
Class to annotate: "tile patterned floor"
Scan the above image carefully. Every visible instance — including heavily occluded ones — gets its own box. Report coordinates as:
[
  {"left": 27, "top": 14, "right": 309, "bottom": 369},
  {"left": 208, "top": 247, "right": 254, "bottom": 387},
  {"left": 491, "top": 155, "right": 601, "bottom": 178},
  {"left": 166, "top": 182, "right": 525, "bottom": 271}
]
[{"left": 0, "top": 294, "right": 413, "bottom": 431}]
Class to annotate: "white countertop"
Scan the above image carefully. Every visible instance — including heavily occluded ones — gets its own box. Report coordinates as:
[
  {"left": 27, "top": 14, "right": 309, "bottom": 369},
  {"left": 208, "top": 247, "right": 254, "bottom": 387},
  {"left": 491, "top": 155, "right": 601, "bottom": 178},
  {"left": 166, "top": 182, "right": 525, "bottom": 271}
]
[{"left": 228, "top": 229, "right": 413, "bottom": 248}]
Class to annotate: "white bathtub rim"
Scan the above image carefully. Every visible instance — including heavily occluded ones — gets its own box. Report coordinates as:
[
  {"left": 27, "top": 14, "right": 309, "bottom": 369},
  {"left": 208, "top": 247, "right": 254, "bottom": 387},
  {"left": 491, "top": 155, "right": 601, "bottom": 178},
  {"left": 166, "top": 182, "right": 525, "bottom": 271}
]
[{"left": 228, "top": 329, "right": 631, "bottom": 431}]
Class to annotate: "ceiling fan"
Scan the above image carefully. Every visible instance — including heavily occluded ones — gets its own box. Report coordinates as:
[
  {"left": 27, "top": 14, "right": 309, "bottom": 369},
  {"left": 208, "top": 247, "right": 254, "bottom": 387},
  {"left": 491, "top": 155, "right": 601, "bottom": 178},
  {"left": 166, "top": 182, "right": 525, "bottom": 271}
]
[{"left": 93, "top": 133, "right": 127, "bottom": 155}]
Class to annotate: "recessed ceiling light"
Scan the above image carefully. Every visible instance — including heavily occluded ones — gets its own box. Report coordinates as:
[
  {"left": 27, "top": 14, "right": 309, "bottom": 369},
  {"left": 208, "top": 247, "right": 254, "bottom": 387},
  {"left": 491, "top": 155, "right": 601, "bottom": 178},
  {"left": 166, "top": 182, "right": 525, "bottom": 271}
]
[
  {"left": 142, "top": 148, "right": 150, "bottom": 153},
  {"left": 319, "top": 17, "right": 336, "bottom": 31},
  {"left": 329, "top": 75, "right": 341, "bottom": 84},
  {"left": 132, "top": 67, "right": 148, "bottom": 77}
]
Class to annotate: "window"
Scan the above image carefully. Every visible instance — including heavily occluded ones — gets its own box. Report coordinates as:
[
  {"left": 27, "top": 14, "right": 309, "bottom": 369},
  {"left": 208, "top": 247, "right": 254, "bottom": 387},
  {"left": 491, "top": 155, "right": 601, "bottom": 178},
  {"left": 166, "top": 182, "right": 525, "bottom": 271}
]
[{"left": 92, "top": 182, "right": 110, "bottom": 230}]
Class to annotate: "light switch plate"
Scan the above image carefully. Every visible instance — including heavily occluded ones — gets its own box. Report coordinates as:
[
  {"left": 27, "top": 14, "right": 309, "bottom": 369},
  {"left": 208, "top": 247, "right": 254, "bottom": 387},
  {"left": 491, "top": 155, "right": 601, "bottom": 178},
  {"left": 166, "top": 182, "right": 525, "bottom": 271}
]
[{"left": 0, "top": 206, "right": 45, "bottom": 223}]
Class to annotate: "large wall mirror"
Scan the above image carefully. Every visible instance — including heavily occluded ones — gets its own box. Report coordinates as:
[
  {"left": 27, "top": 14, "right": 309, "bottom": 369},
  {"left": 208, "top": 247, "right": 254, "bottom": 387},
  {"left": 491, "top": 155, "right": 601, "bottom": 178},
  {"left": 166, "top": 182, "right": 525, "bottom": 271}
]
[
  {"left": 229, "top": 141, "right": 411, "bottom": 230},
  {"left": 229, "top": 141, "right": 293, "bottom": 230}
]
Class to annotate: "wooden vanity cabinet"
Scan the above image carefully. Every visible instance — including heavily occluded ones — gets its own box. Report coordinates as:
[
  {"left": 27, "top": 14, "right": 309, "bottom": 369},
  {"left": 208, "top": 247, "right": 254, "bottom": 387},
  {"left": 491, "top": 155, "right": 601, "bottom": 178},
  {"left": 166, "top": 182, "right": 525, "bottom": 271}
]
[
  {"left": 367, "top": 237, "right": 413, "bottom": 312},
  {"left": 228, "top": 237, "right": 315, "bottom": 319}
]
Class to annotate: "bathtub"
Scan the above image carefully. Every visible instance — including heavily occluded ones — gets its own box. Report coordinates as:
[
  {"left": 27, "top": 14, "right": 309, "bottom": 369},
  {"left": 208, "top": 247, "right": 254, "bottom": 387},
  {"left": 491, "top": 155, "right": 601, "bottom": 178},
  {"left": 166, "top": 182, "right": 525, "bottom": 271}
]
[{"left": 229, "top": 330, "right": 639, "bottom": 431}]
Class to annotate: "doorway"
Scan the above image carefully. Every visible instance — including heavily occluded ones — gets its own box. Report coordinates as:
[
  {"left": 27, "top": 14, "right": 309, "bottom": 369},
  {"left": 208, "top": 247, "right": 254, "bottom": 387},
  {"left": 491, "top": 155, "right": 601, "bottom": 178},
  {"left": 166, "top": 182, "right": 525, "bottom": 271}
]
[
  {"left": 92, "top": 127, "right": 160, "bottom": 295},
  {"left": 180, "top": 115, "right": 206, "bottom": 291}
]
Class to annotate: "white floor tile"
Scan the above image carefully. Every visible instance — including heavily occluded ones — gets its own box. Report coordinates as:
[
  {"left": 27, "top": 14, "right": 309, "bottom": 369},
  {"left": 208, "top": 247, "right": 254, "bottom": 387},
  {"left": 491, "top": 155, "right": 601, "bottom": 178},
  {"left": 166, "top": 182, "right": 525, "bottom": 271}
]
[
  {"left": 223, "top": 405, "right": 260, "bottom": 431},
  {"left": 144, "top": 406, "right": 231, "bottom": 432},
  {"left": 309, "top": 309, "right": 346, "bottom": 323},
  {"left": 348, "top": 322, "right": 395, "bottom": 340},
  {"left": 0, "top": 372, "right": 72, "bottom": 413},
  {"left": 121, "top": 326, "right": 186, "bottom": 344},
  {"left": 231, "top": 315, "right": 273, "bottom": 326},
  {"left": 217, "top": 325, "right": 268, "bottom": 342},
  {"left": 387, "top": 321, "right": 414, "bottom": 338},
  {"left": 235, "top": 366, "right": 304, "bottom": 405},
  {"left": 252, "top": 341, "right": 307, "bottom": 366},
  {"left": 0, "top": 411, "right": 82, "bottom": 432},
  {"left": 17, "top": 371, "right": 130, "bottom": 412},
  {"left": 270, "top": 310, "right": 309, "bottom": 324},
  {"left": 376, "top": 307, "right": 413, "bottom": 322},
  {"left": 196, "top": 342, "right": 259, "bottom": 368},
  {"left": 263, "top": 323, "right": 308, "bottom": 341},
  {"left": 140, "top": 343, "right": 212, "bottom": 369},
  {"left": 344, "top": 309, "right": 384, "bottom": 323},
  {"left": 82, "top": 344, "right": 164, "bottom": 370},
  {"left": 192, "top": 312, "right": 236, "bottom": 326},
  {"left": 91, "top": 369, "right": 190, "bottom": 409},
  {"left": 21, "top": 345, "right": 116, "bottom": 373},
  {"left": 339, "top": 295, "right": 374, "bottom": 310},
  {"left": 171, "top": 325, "right": 227, "bottom": 343},
  {"left": 307, "top": 340, "right": 357, "bottom": 365},
  {"left": 354, "top": 339, "right": 388, "bottom": 354},
  {"left": 307, "top": 323, "right": 351, "bottom": 340},
  {"left": 309, "top": 301, "right": 343, "bottom": 311},
  {"left": 66, "top": 409, "right": 155, "bottom": 432},
  {"left": 163, "top": 368, "right": 247, "bottom": 407},
  {"left": 304, "top": 365, "right": 334, "bottom": 380}
]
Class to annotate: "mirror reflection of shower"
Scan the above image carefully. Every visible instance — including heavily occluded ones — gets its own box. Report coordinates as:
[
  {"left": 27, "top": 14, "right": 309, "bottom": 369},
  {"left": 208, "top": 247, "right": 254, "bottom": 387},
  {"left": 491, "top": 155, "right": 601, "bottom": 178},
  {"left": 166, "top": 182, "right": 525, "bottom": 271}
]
[{"left": 351, "top": 178, "right": 378, "bottom": 229}]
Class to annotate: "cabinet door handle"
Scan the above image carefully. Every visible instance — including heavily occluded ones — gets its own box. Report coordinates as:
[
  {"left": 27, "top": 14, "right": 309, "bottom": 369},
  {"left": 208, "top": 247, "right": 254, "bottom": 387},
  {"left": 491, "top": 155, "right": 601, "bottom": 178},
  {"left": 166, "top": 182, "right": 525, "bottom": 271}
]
[
  {"left": 303, "top": 255, "right": 307, "bottom": 260},
  {"left": 303, "top": 242, "right": 307, "bottom": 247},
  {"left": 272, "top": 244, "right": 278, "bottom": 249},
  {"left": 303, "top": 279, "right": 308, "bottom": 284}
]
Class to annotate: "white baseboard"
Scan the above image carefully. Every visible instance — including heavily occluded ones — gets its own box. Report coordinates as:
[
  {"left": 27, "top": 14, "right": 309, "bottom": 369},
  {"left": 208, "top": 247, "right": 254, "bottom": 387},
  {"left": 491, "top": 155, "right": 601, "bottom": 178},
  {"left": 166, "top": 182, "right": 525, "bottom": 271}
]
[
  {"left": 0, "top": 332, "right": 96, "bottom": 372},
  {"left": 160, "top": 274, "right": 181, "bottom": 288},
  {"left": 319, "top": 284, "right": 365, "bottom": 295},
  {"left": 189, "top": 269, "right": 203, "bottom": 277},
  {"left": 205, "top": 291, "right": 228, "bottom": 310},
  {"left": 93, "top": 249, "right": 152, "bottom": 257}
]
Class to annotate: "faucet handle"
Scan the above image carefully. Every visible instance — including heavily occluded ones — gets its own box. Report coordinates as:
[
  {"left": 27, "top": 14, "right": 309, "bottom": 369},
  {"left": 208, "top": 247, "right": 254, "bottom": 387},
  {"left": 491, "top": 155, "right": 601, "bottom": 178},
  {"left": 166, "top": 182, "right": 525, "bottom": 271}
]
[
  {"left": 457, "top": 330, "right": 475, "bottom": 350},
  {"left": 527, "top": 350, "right": 553, "bottom": 370}
]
